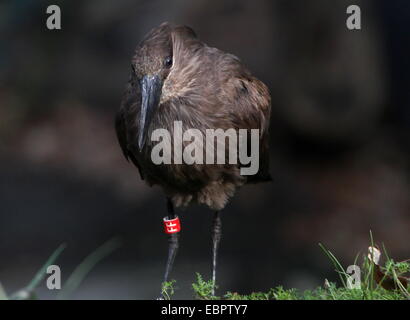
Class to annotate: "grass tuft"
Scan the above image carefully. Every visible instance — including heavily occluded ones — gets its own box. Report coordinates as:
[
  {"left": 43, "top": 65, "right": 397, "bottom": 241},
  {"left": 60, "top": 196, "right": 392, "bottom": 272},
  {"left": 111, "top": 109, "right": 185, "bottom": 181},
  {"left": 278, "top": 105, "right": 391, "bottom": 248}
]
[
  {"left": 190, "top": 234, "right": 409, "bottom": 300},
  {"left": 161, "top": 280, "right": 177, "bottom": 300},
  {"left": 192, "top": 273, "right": 218, "bottom": 300}
]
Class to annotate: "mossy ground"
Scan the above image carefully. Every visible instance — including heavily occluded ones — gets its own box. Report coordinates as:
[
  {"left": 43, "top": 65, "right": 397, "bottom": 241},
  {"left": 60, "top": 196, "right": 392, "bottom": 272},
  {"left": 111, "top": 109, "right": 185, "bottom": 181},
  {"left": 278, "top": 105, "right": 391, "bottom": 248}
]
[{"left": 163, "top": 237, "right": 410, "bottom": 300}]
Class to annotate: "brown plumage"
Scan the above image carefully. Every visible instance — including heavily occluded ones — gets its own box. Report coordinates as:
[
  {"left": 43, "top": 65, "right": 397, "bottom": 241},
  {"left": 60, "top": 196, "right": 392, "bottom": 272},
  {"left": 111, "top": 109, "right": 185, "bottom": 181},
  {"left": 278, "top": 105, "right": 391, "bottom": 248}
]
[
  {"left": 116, "top": 22, "right": 271, "bottom": 210},
  {"left": 115, "top": 22, "right": 271, "bottom": 297}
]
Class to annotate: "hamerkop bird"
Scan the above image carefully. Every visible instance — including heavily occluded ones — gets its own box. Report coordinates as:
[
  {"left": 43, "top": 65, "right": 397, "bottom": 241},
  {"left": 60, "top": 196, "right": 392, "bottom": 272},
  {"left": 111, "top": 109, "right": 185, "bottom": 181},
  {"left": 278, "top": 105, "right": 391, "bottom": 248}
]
[{"left": 116, "top": 22, "right": 271, "bottom": 297}]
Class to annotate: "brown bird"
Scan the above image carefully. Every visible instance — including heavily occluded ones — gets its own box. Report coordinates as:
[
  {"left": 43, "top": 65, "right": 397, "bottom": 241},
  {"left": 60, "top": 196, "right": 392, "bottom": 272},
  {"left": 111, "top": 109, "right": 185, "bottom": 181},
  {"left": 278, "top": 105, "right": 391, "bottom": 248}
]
[{"left": 116, "top": 22, "right": 271, "bottom": 298}]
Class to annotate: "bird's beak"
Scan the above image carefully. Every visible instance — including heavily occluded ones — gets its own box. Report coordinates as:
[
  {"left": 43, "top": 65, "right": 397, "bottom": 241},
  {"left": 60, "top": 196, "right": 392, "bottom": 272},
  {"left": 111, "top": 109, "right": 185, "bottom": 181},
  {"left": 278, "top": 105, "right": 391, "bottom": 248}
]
[{"left": 138, "top": 74, "right": 162, "bottom": 151}]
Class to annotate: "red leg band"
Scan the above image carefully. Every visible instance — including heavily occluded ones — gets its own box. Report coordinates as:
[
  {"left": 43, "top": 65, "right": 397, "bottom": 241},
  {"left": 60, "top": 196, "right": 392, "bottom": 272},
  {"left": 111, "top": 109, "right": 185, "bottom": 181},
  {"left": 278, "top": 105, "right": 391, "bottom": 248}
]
[{"left": 163, "top": 216, "right": 181, "bottom": 234}]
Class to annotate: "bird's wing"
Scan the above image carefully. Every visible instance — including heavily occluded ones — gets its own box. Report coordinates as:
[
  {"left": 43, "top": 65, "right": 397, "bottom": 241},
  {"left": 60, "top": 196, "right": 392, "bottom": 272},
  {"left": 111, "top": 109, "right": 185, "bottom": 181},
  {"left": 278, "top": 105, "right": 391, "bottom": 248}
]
[
  {"left": 219, "top": 59, "right": 272, "bottom": 182},
  {"left": 115, "top": 103, "right": 145, "bottom": 180},
  {"left": 237, "top": 77, "right": 272, "bottom": 183}
]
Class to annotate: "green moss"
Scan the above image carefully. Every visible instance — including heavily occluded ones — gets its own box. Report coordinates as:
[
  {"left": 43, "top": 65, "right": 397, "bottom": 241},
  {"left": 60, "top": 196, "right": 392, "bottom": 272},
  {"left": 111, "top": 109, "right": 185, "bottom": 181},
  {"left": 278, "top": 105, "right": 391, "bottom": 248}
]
[{"left": 190, "top": 236, "right": 409, "bottom": 300}]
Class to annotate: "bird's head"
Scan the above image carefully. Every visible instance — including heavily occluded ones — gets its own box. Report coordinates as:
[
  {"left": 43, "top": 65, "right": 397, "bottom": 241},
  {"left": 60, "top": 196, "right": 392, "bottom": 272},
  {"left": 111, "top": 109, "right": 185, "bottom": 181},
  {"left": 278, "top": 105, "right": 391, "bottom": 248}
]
[
  {"left": 130, "top": 22, "right": 198, "bottom": 151},
  {"left": 132, "top": 23, "right": 173, "bottom": 151}
]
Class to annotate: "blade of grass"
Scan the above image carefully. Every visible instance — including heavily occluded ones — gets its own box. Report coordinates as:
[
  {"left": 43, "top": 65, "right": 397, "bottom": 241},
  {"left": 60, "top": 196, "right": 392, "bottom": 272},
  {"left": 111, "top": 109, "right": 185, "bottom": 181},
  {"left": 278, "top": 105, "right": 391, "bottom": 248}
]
[
  {"left": 0, "top": 283, "right": 8, "bottom": 300},
  {"left": 381, "top": 242, "right": 391, "bottom": 261},
  {"left": 369, "top": 230, "right": 375, "bottom": 298},
  {"left": 319, "top": 243, "right": 347, "bottom": 287},
  {"left": 9, "top": 243, "right": 66, "bottom": 300},
  {"left": 353, "top": 252, "right": 361, "bottom": 267},
  {"left": 57, "top": 238, "right": 122, "bottom": 300},
  {"left": 26, "top": 243, "right": 66, "bottom": 292},
  {"left": 375, "top": 242, "right": 389, "bottom": 288},
  {"left": 391, "top": 268, "right": 410, "bottom": 299}
]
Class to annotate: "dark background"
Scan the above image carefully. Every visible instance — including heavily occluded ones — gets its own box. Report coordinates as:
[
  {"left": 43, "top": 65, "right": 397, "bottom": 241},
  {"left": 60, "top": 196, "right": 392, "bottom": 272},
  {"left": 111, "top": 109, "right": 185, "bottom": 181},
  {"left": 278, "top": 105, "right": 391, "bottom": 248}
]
[{"left": 0, "top": 0, "right": 409, "bottom": 299}]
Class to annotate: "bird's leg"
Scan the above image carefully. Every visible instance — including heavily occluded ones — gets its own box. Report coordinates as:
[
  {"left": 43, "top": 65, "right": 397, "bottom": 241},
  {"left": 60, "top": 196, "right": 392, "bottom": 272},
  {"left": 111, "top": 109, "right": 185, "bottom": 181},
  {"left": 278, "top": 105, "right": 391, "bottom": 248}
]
[
  {"left": 163, "top": 200, "right": 179, "bottom": 282},
  {"left": 211, "top": 211, "right": 222, "bottom": 296},
  {"left": 159, "top": 198, "right": 180, "bottom": 299}
]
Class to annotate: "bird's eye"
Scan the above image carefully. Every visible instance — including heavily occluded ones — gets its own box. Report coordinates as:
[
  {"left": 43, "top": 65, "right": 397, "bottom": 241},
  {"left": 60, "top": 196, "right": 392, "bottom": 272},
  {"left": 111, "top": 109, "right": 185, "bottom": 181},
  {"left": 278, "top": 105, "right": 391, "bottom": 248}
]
[{"left": 164, "top": 56, "right": 173, "bottom": 68}]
